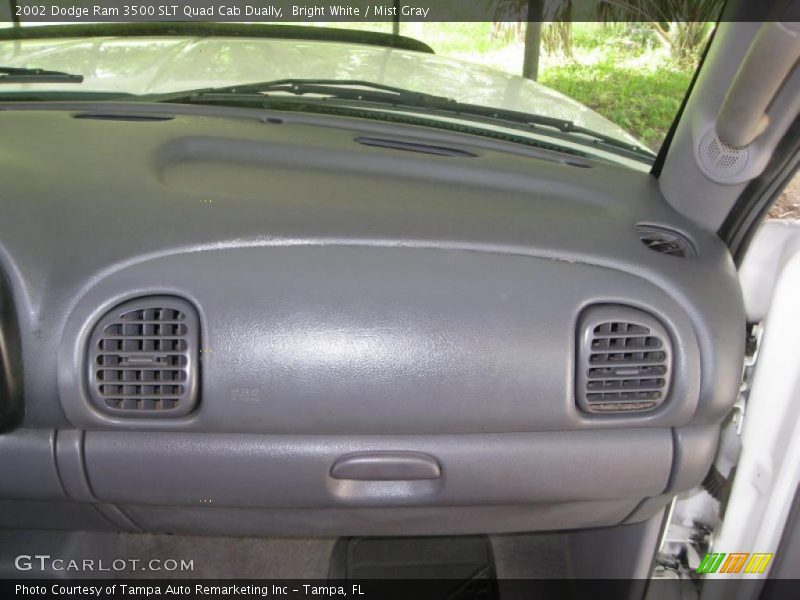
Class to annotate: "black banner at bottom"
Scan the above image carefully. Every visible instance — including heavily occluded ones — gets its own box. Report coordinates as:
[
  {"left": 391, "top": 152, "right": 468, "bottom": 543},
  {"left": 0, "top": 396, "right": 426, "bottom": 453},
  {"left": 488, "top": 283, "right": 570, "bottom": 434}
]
[{"left": 5, "top": 579, "right": 800, "bottom": 600}]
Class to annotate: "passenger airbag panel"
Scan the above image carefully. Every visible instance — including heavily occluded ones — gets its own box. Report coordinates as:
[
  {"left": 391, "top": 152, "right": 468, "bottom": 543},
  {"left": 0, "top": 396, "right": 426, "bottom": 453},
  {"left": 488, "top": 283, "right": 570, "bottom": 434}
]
[{"left": 60, "top": 246, "right": 701, "bottom": 434}]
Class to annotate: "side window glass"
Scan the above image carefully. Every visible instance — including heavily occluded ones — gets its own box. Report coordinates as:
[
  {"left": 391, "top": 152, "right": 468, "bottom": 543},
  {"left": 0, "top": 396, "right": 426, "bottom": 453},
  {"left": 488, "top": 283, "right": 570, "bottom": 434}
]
[{"left": 770, "top": 172, "right": 800, "bottom": 220}]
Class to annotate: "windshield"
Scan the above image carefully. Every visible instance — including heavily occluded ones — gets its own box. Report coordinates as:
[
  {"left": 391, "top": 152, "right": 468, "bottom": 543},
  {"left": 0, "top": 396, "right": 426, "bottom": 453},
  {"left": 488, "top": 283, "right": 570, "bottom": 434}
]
[{"left": 0, "top": 20, "right": 712, "bottom": 169}]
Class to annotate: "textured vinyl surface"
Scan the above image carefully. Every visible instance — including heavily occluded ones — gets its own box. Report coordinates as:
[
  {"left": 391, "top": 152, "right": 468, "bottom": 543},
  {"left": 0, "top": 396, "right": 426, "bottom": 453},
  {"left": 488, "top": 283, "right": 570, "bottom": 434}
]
[
  {"left": 0, "top": 106, "right": 745, "bottom": 432},
  {"left": 0, "top": 104, "right": 746, "bottom": 534}
]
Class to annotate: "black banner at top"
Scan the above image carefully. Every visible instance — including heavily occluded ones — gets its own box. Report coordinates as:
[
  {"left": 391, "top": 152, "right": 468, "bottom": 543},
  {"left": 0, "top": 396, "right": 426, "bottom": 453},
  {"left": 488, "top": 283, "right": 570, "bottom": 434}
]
[{"left": 1, "top": 0, "right": 797, "bottom": 24}]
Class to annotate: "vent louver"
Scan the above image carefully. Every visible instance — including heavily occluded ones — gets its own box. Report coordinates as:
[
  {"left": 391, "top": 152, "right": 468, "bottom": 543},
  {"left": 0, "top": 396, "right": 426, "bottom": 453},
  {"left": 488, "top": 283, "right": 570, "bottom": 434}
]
[
  {"left": 87, "top": 297, "right": 199, "bottom": 417},
  {"left": 354, "top": 136, "right": 479, "bottom": 157},
  {"left": 73, "top": 113, "right": 174, "bottom": 122},
  {"left": 637, "top": 225, "right": 697, "bottom": 258},
  {"left": 576, "top": 306, "right": 672, "bottom": 414}
]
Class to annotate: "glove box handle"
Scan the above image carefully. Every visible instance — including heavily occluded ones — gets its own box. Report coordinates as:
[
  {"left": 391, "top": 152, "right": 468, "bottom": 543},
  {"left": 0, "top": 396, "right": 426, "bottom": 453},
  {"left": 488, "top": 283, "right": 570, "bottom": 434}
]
[
  {"left": 330, "top": 451, "right": 441, "bottom": 481},
  {"left": 328, "top": 452, "right": 443, "bottom": 505}
]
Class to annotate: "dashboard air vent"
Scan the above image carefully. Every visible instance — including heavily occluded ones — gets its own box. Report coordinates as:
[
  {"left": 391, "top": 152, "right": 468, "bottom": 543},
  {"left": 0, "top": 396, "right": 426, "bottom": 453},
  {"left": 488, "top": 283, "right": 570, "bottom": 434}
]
[
  {"left": 637, "top": 225, "right": 697, "bottom": 258},
  {"left": 87, "top": 296, "right": 199, "bottom": 418},
  {"left": 576, "top": 306, "right": 672, "bottom": 414},
  {"left": 73, "top": 113, "right": 174, "bottom": 122},
  {"left": 354, "top": 136, "right": 478, "bottom": 157}
]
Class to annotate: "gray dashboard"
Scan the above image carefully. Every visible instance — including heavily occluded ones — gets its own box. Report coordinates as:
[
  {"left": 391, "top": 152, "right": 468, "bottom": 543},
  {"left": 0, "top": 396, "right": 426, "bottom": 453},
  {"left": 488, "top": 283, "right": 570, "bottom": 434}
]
[{"left": 0, "top": 104, "right": 745, "bottom": 536}]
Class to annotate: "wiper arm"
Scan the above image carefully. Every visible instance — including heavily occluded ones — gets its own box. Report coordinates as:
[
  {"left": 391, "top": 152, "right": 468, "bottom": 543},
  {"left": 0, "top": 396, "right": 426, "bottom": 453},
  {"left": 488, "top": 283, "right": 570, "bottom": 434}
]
[
  {"left": 0, "top": 66, "right": 84, "bottom": 84},
  {"left": 464, "top": 104, "right": 656, "bottom": 160},
  {"left": 145, "top": 78, "right": 457, "bottom": 109},
  {"left": 146, "top": 78, "right": 654, "bottom": 162}
]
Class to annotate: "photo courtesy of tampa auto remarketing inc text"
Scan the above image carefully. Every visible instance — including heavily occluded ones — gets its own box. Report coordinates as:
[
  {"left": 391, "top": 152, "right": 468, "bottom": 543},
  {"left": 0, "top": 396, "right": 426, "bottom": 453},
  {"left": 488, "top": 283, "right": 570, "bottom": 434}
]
[{"left": 0, "top": 0, "right": 799, "bottom": 598}]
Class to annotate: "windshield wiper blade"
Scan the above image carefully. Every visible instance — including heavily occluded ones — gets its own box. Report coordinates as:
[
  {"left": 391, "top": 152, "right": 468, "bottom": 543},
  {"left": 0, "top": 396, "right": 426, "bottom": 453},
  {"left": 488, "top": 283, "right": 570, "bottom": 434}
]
[
  {"left": 146, "top": 78, "right": 457, "bottom": 108},
  {"left": 0, "top": 66, "right": 83, "bottom": 84},
  {"left": 146, "top": 78, "right": 654, "bottom": 162}
]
